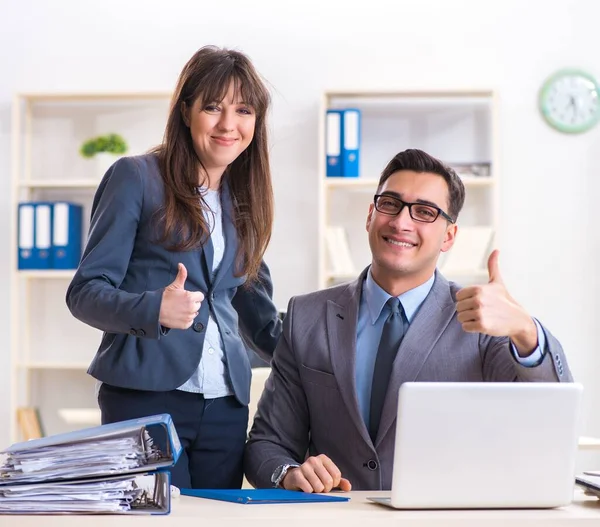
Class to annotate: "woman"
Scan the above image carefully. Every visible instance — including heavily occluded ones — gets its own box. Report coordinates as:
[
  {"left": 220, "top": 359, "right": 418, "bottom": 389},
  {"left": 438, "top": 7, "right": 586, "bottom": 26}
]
[{"left": 66, "top": 46, "right": 282, "bottom": 489}]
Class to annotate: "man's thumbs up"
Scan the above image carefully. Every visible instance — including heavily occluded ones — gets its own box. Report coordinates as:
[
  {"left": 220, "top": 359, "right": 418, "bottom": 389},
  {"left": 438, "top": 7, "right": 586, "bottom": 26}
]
[
  {"left": 456, "top": 248, "right": 537, "bottom": 349},
  {"left": 167, "top": 263, "right": 187, "bottom": 291},
  {"left": 159, "top": 263, "right": 204, "bottom": 329},
  {"left": 487, "top": 249, "right": 504, "bottom": 285}
]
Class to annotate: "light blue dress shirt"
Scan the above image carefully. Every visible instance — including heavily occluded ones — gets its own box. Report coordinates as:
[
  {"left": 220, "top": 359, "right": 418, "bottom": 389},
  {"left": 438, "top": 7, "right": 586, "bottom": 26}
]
[
  {"left": 355, "top": 268, "right": 546, "bottom": 427},
  {"left": 178, "top": 188, "right": 233, "bottom": 398}
]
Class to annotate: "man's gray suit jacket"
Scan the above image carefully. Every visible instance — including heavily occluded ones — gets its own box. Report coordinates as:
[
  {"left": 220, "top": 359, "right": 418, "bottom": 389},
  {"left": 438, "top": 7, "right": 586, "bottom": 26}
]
[
  {"left": 244, "top": 269, "right": 572, "bottom": 490},
  {"left": 66, "top": 154, "right": 281, "bottom": 405}
]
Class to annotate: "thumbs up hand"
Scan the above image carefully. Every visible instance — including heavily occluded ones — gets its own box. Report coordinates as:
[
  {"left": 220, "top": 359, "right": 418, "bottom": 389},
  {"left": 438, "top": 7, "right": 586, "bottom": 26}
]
[
  {"left": 159, "top": 263, "right": 205, "bottom": 329},
  {"left": 455, "top": 250, "right": 537, "bottom": 354},
  {"left": 486, "top": 249, "right": 504, "bottom": 285}
]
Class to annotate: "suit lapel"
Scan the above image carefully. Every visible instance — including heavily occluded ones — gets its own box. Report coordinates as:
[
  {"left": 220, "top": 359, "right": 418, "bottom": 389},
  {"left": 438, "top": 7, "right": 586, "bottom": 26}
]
[
  {"left": 201, "top": 236, "right": 214, "bottom": 283},
  {"left": 375, "top": 271, "right": 457, "bottom": 446},
  {"left": 328, "top": 269, "right": 374, "bottom": 447},
  {"left": 212, "top": 182, "right": 238, "bottom": 288}
]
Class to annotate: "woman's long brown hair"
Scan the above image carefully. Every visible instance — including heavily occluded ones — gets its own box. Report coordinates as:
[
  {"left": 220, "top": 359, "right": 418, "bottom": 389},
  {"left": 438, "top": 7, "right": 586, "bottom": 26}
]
[{"left": 151, "top": 46, "right": 273, "bottom": 282}]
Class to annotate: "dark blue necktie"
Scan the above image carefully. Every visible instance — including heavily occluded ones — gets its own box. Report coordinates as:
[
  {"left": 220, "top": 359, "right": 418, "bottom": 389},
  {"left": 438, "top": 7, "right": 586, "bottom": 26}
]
[{"left": 369, "top": 297, "right": 407, "bottom": 442}]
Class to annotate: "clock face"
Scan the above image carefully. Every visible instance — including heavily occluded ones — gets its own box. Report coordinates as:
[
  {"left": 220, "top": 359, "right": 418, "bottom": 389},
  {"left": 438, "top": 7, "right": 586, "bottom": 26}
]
[{"left": 539, "top": 69, "right": 600, "bottom": 133}]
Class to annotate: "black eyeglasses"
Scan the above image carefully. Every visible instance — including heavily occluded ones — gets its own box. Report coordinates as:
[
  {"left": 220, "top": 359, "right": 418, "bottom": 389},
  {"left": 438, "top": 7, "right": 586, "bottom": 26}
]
[{"left": 373, "top": 194, "right": 455, "bottom": 224}]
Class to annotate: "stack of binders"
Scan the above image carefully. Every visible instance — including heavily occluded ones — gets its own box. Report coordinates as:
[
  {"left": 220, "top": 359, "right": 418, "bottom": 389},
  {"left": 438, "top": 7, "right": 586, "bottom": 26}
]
[
  {"left": 17, "top": 201, "right": 83, "bottom": 270},
  {"left": 0, "top": 414, "right": 182, "bottom": 515},
  {"left": 326, "top": 108, "right": 361, "bottom": 178}
]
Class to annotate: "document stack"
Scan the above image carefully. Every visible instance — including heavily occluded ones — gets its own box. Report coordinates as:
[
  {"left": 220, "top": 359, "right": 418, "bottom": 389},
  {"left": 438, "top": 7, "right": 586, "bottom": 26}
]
[{"left": 0, "top": 414, "right": 182, "bottom": 515}]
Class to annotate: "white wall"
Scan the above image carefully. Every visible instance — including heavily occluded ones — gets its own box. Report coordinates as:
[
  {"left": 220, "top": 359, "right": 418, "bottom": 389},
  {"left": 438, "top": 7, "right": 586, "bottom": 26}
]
[{"left": 0, "top": 0, "right": 599, "bottom": 453}]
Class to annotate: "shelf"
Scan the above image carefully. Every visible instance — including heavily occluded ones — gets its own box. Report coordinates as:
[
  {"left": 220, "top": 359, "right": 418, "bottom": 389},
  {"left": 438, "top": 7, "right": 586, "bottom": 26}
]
[
  {"left": 579, "top": 436, "right": 600, "bottom": 450},
  {"left": 441, "top": 268, "right": 489, "bottom": 279},
  {"left": 456, "top": 176, "right": 495, "bottom": 186},
  {"left": 19, "top": 92, "right": 171, "bottom": 102},
  {"left": 325, "top": 178, "right": 378, "bottom": 190},
  {"left": 327, "top": 269, "right": 489, "bottom": 283},
  {"left": 326, "top": 90, "right": 493, "bottom": 100},
  {"left": 17, "top": 362, "right": 89, "bottom": 370},
  {"left": 18, "top": 179, "right": 100, "bottom": 189},
  {"left": 324, "top": 177, "right": 495, "bottom": 190},
  {"left": 18, "top": 270, "right": 75, "bottom": 279},
  {"left": 10, "top": 91, "right": 171, "bottom": 443},
  {"left": 326, "top": 272, "right": 358, "bottom": 282},
  {"left": 326, "top": 92, "right": 493, "bottom": 118},
  {"left": 58, "top": 408, "right": 101, "bottom": 426}
]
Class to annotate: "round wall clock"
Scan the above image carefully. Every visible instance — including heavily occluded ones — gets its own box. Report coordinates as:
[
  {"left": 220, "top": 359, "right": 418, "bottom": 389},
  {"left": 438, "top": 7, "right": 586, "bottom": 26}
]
[{"left": 539, "top": 69, "right": 600, "bottom": 134}]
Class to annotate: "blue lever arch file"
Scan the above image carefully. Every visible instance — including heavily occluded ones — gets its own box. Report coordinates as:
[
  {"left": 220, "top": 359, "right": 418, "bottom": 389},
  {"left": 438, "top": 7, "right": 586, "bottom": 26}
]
[
  {"left": 4, "top": 413, "right": 182, "bottom": 467},
  {"left": 17, "top": 203, "right": 35, "bottom": 269},
  {"left": 0, "top": 414, "right": 181, "bottom": 514},
  {"left": 181, "top": 488, "right": 350, "bottom": 504},
  {"left": 0, "top": 471, "right": 172, "bottom": 515},
  {"left": 341, "top": 109, "right": 360, "bottom": 178},
  {"left": 52, "top": 201, "right": 83, "bottom": 269},
  {"left": 326, "top": 109, "right": 343, "bottom": 177},
  {"left": 34, "top": 202, "right": 53, "bottom": 269},
  {"left": 17, "top": 202, "right": 54, "bottom": 269}
]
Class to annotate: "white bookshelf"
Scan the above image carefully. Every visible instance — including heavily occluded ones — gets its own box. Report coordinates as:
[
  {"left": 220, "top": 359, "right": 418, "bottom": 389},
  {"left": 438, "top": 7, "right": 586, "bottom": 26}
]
[
  {"left": 19, "top": 180, "right": 101, "bottom": 189},
  {"left": 10, "top": 92, "right": 172, "bottom": 441},
  {"left": 18, "top": 270, "right": 76, "bottom": 279},
  {"left": 16, "top": 362, "right": 91, "bottom": 370},
  {"left": 324, "top": 176, "right": 496, "bottom": 190},
  {"left": 317, "top": 90, "right": 499, "bottom": 289}
]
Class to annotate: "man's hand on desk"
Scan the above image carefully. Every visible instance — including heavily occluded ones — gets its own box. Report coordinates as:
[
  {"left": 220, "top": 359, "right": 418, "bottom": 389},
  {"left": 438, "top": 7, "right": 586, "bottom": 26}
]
[{"left": 282, "top": 454, "right": 352, "bottom": 493}]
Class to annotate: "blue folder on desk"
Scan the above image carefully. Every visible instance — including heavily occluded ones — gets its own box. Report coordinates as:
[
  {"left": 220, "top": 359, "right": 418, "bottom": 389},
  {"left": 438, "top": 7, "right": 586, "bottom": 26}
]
[{"left": 181, "top": 488, "right": 350, "bottom": 504}]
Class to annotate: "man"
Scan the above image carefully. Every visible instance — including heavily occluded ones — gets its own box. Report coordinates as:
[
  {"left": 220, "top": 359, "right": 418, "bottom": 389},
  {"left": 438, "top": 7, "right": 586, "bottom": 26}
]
[{"left": 244, "top": 149, "right": 572, "bottom": 492}]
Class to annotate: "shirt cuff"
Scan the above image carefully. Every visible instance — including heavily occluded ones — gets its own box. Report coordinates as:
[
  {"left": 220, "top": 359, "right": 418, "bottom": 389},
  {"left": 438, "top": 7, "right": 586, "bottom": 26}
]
[{"left": 510, "top": 318, "right": 546, "bottom": 367}]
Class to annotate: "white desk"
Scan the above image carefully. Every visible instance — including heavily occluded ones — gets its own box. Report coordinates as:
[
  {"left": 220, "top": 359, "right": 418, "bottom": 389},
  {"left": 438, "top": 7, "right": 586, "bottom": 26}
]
[{"left": 3, "top": 490, "right": 600, "bottom": 526}]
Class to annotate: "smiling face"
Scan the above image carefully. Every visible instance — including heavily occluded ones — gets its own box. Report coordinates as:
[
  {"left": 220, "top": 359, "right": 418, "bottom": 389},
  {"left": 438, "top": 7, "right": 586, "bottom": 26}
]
[
  {"left": 182, "top": 80, "right": 256, "bottom": 187},
  {"left": 366, "top": 170, "right": 457, "bottom": 295}
]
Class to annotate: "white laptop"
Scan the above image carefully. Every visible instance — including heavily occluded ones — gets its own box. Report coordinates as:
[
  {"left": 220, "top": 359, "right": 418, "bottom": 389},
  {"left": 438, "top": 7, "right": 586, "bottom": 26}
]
[{"left": 368, "top": 382, "right": 583, "bottom": 509}]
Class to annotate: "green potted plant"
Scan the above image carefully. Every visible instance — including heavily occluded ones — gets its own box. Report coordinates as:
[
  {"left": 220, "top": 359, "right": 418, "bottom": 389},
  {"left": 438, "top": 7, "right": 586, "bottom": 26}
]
[{"left": 80, "top": 133, "right": 128, "bottom": 177}]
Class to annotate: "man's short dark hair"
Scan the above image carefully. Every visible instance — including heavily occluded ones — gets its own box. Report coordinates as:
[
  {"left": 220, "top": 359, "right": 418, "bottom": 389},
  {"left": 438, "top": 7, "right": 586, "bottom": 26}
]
[{"left": 377, "top": 149, "right": 465, "bottom": 221}]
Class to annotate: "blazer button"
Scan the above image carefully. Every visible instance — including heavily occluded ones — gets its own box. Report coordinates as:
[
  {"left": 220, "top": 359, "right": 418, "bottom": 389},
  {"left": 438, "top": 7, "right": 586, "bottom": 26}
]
[
  {"left": 129, "top": 329, "right": 137, "bottom": 336},
  {"left": 193, "top": 322, "right": 205, "bottom": 333},
  {"left": 137, "top": 329, "right": 146, "bottom": 337},
  {"left": 366, "top": 460, "right": 378, "bottom": 471}
]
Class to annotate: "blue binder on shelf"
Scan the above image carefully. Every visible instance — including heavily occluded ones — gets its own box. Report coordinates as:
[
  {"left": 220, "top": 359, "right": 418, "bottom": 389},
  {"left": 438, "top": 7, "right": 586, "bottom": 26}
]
[
  {"left": 17, "top": 203, "right": 35, "bottom": 269},
  {"left": 17, "top": 202, "right": 53, "bottom": 270},
  {"left": 181, "top": 488, "right": 350, "bottom": 504},
  {"left": 341, "top": 108, "right": 361, "bottom": 178},
  {"left": 326, "top": 109, "right": 343, "bottom": 177},
  {"left": 34, "top": 202, "right": 53, "bottom": 269},
  {"left": 52, "top": 201, "right": 83, "bottom": 269}
]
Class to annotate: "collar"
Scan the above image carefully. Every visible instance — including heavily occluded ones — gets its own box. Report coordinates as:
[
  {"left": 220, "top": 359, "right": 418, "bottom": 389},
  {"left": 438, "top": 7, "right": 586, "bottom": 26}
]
[{"left": 364, "top": 267, "right": 435, "bottom": 324}]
